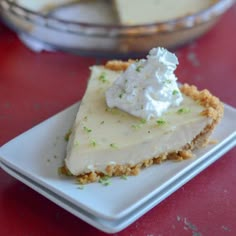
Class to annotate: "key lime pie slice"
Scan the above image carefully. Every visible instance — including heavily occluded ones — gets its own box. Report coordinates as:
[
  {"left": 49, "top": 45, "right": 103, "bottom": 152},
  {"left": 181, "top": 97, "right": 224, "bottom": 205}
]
[{"left": 62, "top": 48, "right": 223, "bottom": 184}]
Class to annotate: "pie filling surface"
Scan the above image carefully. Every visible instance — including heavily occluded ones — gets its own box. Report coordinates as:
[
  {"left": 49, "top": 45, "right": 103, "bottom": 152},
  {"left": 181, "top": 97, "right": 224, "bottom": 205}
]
[{"left": 63, "top": 61, "right": 223, "bottom": 184}]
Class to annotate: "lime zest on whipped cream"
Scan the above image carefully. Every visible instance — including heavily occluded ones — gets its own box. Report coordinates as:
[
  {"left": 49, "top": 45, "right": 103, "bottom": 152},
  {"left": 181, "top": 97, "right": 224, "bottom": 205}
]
[{"left": 105, "top": 47, "right": 183, "bottom": 120}]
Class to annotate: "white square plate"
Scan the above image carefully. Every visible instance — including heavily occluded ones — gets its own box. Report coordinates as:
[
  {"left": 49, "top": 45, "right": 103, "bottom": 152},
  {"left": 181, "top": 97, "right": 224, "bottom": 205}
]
[{"left": 0, "top": 103, "right": 235, "bottom": 233}]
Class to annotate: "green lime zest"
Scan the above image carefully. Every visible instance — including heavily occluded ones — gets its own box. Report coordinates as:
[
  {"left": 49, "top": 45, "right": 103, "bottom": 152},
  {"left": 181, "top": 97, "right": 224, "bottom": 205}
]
[
  {"left": 99, "top": 176, "right": 111, "bottom": 186},
  {"left": 136, "top": 65, "right": 143, "bottom": 72},
  {"left": 172, "top": 90, "right": 179, "bottom": 95},
  {"left": 177, "top": 108, "right": 191, "bottom": 114},
  {"left": 83, "top": 126, "right": 92, "bottom": 133},
  {"left": 110, "top": 143, "right": 118, "bottom": 149},
  {"left": 90, "top": 139, "right": 97, "bottom": 147},
  {"left": 131, "top": 118, "right": 147, "bottom": 129},
  {"left": 156, "top": 118, "right": 166, "bottom": 125},
  {"left": 98, "top": 72, "right": 108, "bottom": 83}
]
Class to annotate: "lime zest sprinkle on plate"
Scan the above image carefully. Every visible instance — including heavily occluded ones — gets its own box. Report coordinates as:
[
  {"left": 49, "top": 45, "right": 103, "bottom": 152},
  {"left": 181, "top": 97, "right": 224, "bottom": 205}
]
[
  {"left": 77, "top": 185, "right": 84, "bottom": 190},
  {"left": 99, "top": 176, "right": 111, "bottom": 186},
  {"left": 120, "top": 175, "right": 128, "bottom": 180},
  {"left": 140, "top": 118, "right": 147, "bottom": 124}
]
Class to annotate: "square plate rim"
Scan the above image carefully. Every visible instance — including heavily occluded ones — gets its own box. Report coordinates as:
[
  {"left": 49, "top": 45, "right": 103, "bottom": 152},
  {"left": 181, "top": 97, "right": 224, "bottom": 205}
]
[
  {"left": 1, "top": 135, "right": 235, "bottom": 234},
  {"left": 0, "top": 102, "right": 236, "bottom": 222}
]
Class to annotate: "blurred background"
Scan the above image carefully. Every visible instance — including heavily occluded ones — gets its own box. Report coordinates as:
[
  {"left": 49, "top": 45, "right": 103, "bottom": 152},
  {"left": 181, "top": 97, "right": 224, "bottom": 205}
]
[{"left": 0, "top": 0, "right": 235, "bottom": 58}]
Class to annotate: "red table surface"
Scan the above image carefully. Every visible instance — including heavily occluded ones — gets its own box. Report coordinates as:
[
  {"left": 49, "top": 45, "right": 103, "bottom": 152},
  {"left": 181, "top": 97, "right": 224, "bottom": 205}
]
[{"left": 0, "top": 5, "right": 236, "bottom": 236}]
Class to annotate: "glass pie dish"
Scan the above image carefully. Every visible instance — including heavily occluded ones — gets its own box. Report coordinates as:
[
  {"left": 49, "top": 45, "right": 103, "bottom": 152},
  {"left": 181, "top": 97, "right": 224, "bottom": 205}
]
[{"left": 0, "top": 0, "right": 234, "bottom": 58}]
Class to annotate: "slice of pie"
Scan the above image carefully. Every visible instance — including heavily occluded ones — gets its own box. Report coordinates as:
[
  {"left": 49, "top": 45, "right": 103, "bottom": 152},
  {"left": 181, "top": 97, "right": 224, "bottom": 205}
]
[{"left": 62, "top": 60, "right": 223, "bottom": 184}]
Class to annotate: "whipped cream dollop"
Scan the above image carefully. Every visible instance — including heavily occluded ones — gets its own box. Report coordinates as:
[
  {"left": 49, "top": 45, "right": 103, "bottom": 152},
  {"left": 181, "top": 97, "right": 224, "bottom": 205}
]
[{"left": 105, "top": 47, "right": 183, "bottom": 120}]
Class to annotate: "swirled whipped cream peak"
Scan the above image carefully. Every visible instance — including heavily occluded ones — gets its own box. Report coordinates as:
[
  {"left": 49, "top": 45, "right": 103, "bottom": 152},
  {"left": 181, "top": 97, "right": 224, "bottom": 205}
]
[{"left": 105, "top": 47, "right": 183, "bottom": 120}]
